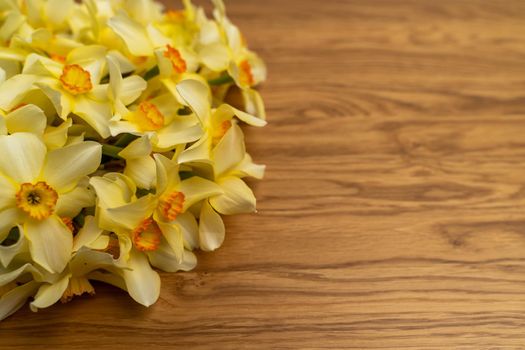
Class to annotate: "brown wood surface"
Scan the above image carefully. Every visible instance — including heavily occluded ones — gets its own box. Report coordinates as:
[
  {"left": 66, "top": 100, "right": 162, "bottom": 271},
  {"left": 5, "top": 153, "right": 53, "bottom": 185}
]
[{"left": 3, "top": 0, "right": 525, "bottom": 348}]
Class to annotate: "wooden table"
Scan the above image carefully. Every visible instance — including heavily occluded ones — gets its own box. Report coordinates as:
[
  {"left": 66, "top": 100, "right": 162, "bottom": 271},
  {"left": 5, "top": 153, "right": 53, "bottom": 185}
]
[{"left": 3, "top": 0, "right": 525, "bottom": 348}]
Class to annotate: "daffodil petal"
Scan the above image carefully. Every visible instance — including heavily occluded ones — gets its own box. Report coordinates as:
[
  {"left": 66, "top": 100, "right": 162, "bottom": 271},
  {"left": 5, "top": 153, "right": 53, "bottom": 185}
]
[
  {"left": 55, "top": 186, "right": 95, "bottom": 218},
  {"left": 74, "top": 97, "right": 112, "bottom": 138},
  {"left": 147, "top": 244, "right": 197, "bottom": 272},
  {"left": 124, "top": 156, "right": 156, "bottom": 190},
  {"left": 24, "top": 216, "right": 73, "bottom": 273},
  {"left": 43, "top": 141, "right": 102, "bottom": 192},
  {"left": 122, "top": 249, "right": 160, "bottom": 307},
  {"left": 73, "top": 216, "right": 102, "bottom": 252},
  {"left": 0, "top": 175, "right": 16, "bottom": 212},
  {"left": 0, "top": 74, "right": 36, "bottom": 111},
  {"left": 155, "top": 117, "right": 203, "bottom": 150},
  {"left": 179, "top": 176, "right": 223, "bottom": 211},
  {"left": 209, "top": 176, "right": 257, "bottom": 215},
  {"left": 0, "top": 228, "right": 27, "bottom": 267},
  {"left": 199, "top": 200, "right": 225, "bottom": 251},
  {"left": 174, "top": 212, "right": 199, "bottom": 250},
  {"left": 0, "top": 133, "right": 46, "bottom": 183},
  {"left": 29, "top": 273, "right": 70, "bottom": 312},
  {"left": 157, "top": 221, "right": 183, "bottom": 263},
  {"left": 5, "top": 104, "right": 47, "bottom": 135},
  {"left": 105, "top": 194, "right": 156, "bottom": 231},
  {"left": 0, "top": 281, "right": 39, "bottom": 321},
  {"left": 108, "top": 12, "right": 154, "bottom": 57},
  {"left": 175, "top": 79, "right": 210, "bottom": 124},
  {"left": 212, "top": 123, "right": 245, "bottom": 177}
]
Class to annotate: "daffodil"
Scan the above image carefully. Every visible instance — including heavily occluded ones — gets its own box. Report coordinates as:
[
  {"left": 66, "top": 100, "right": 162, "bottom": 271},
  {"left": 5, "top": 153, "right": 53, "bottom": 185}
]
[
  {"left": 20, "top": 45, "right": 113, "bottom": 137},
  {"left": 0, "top": 133, "right": 101, "bottom": 273},
  {"left": 90, "top": 154, "right": 222, "bottom": 270}
]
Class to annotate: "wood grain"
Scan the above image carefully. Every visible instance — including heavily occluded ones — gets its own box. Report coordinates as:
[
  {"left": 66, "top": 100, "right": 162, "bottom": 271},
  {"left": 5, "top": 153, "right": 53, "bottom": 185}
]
[{"left": 3, "top": 0, "right": 525, "bottom": 348}]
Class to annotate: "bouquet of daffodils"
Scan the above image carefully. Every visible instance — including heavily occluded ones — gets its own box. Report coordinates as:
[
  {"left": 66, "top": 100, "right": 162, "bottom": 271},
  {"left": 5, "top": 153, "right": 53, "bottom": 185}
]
[{"left": 0, "top": 0, "right": 266, "bottom": 320}]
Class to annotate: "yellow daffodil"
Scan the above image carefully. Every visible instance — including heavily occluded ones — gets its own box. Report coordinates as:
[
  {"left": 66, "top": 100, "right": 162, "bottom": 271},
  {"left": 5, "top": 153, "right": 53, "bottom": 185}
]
[
  {"left": 21, "top": 45, "right": 113, "bottom": 137},
  {"left": 90, "top": 154, "right": 222, "bottom": 268},
  {"left": 0, "top": 133, "right": 101, "bottom": 273},
  {"left": 0, "top": 0, "right": 266, "bottom": 318}
]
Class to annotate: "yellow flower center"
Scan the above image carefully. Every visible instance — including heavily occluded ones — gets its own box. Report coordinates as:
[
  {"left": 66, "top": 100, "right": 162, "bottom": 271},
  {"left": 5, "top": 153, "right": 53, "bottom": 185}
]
[
  {"left": 60, "top": 64, "right": 93, "bottom": 95},
  {"left": 158, "top": 191, "right": 185, "bottom": 221},
  {"left": 163, "top": 45, "right": 187, "bottom": 74},
  {"left": 16, "top": 182, "right": 58, "bottom": 220},
  {"left": 132, "top": 218, "right": 161, "bottom": 252},
  {"left": 131, "top": 101, "right": 165, "bottom": 131},
  {"left": 212, "top": 120, "right": 232, "bottom": 146},
  {"left": 239, "top": 60, "right": 254, "bottom": 87}
]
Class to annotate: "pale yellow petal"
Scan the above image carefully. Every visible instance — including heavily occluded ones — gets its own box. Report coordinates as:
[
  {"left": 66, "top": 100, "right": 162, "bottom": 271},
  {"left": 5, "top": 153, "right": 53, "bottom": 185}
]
[
  {"left": 0, "top": 281, "right": 39, "bottom": 321},
  {"left": 73, "top": 216, "right": 102, "bottom": 252},
  {"left": 74, "top": 97, "right": 112, "bottom": 138},
  {"left": 122, "top": 249, "right": 160, "bottom": 307},
  {"left": 157, "top": 221, "right": 183, "bottom": 263},
  {"left": 199, "top": 200, "right": 225, "bottom": 251},
  {"left": 175, "top": 79, "right": 210, "bottom": 124},
  {"left": 55, "top": 186, "right": 95, "bottom": 218},
  {"left": 43, "top": 141, "right": 102, "bottom": 192},
  {"left": 209, "top": 176, "right": 256, "bottom": 215},
  {"left": 179, "top": 176, "right": 223, "bottom": 211},
  {"left": 108, "top": 11, "right": 154, "bottom": 57},
  {"left": 24, "top": 216, "right": 73, "bottom": 273},
  {"left": 124, "top": 156, "right": 156, "bottom": 190},
  {"left": 212, "top": 123, "right": 245, "bottom": 177},
  {"left": 0, "top": 74, "right": 36, "bottom": 111},
  {"left": 0, "top": 133, "right": 46, "bottom": 183},
  {"left": 5, "top": 104, "right": 47, "bottom": 135},
  {"left": 29, "top": 273, "right": 70, "bottom": 312}
]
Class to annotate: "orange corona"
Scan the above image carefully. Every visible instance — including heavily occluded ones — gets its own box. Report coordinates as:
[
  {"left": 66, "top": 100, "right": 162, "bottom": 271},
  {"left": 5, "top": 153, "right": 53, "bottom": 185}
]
[
  {"left": 212, "top": 120, "right": 232, "bottom": 146},
  {"left": 132, "top": 218, "right": 162, "bottom": 252},
  {"left": 60, "top": 64, "right": 93, "bottom": 95},
  {"left": 16, "top": 182, "right": 58, "bottom": 220},
  {"left": 239, "top": 60, "right": 254, "bottom": 86},
  {"left": 164, "top": 45, "right": 187, "bottom": 74},
  {"left": 158, "top": 191, "right": 185, "bottom": 221},
  {"left": 132, "top": 101, "right": 165, "bottom": 131}
]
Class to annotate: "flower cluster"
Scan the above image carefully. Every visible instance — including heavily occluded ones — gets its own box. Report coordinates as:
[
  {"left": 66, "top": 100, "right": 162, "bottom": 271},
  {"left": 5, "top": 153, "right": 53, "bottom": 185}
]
[{"left": 0, "top": 0, "right": 266, "bottom": 320}]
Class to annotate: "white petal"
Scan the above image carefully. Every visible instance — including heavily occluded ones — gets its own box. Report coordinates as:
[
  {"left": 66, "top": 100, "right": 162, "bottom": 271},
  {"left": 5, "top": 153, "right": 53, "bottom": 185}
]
[
  {"left": 199, "top": 200, "right": 225, "bottom": 251},
  {"left": 24, "top": 216, "right": 73, "bottom": 273},
  {"left": 209, "top": 176, "right": 257, "bottom": 215},
  {"left": 43, "top": 141, "right": 102, "bottom": 192},
  {"left": 0, "top": 133, "right": 46, "bottom": 183}
]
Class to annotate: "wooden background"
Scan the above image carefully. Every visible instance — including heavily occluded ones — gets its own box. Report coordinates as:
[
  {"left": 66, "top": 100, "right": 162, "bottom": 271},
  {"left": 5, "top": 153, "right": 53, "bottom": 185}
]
[{"left": 3, "top": 0, "right": 525, "bottom": 348}]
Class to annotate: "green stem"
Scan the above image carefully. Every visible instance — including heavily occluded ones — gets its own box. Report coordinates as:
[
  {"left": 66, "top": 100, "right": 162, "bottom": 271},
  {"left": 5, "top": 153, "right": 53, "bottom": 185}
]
[
  {"left": 102, "top": 144, "right": 123, "bottom": 159},
  {"left": 144, "top": 66, "right": 160, "bottom": 81},
  {"left": 114, "top": 133, "right": 138, "bottom": 148},
  {"left": 208, "top": 74, "right": 234, "bottom": 86}
]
